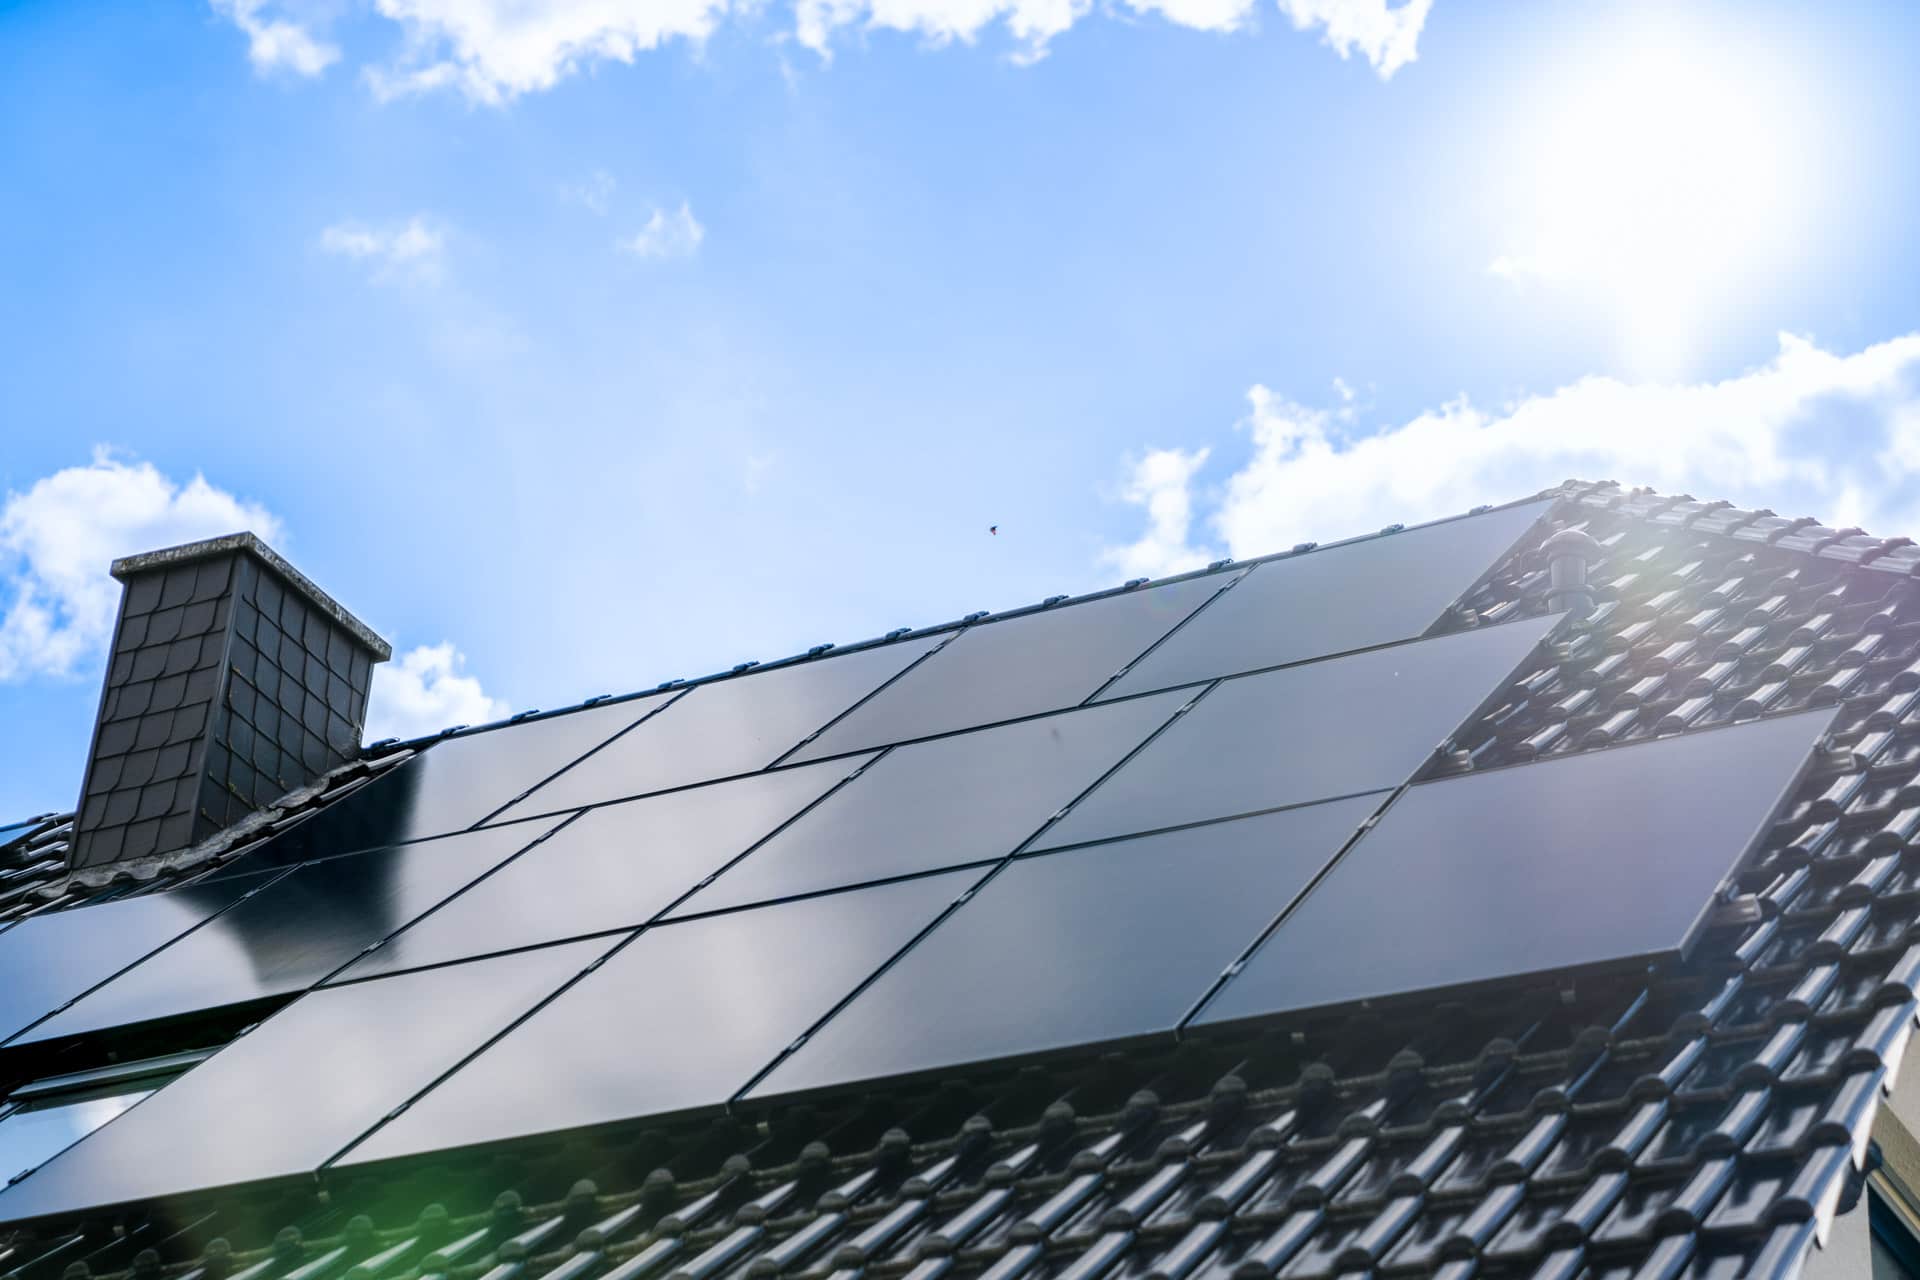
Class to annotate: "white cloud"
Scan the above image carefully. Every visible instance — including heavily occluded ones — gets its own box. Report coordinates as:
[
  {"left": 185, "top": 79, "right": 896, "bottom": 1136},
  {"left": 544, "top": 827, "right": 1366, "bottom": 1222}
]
[
  {"left": 797, "top": 0, "right": 1425, "bottom": 64},
  {"left": 562, "top": 169, "right": 618, "bottom": 215},
  {"left": 0, "top": 451, "right": 281, "bottom": 682},
  {"left": 213, "top": 0, "right": 1427, "bottom": 102},
  {"left": 319, "top": 216, "right": 447, "bottom": 284},
  {"left": 796, "top": 0, "right": 1089, "bottom": 62},
  {"left": 364, "top": 0, "right": 730, "bottom": 104},
  {"left": 212, "top": 0, "right": 341, "bottom": 76},
  {"left": 620, "top": 203, "right": 705, "bottom": 259},
  {"left": 365, "top": 642, "right": 510, "bottom": 740},
  {"left": 1120, "top": 0, "right": 1249, "bottom": 38},
  {"left": 1275, "top": 0, "right": 1428, "bottom": 79},
  {"left": 1101, "top": 447, "right": 1218, "bottom": 580},
  {"left": 1106, "top": 332, "right": 1920, "bottom": 573}
]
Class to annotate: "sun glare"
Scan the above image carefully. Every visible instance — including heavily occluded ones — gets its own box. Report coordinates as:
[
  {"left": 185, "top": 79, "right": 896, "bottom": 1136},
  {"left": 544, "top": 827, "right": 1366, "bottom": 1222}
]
[{"left": 1489, "top": 9, "right": 1821, "bottom": 377}]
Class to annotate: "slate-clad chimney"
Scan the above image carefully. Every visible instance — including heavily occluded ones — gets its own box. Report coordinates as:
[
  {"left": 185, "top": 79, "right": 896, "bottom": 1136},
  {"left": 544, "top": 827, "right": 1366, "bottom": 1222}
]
[{"left": 70, "top": 533, "right": 392, "bottom": 870}]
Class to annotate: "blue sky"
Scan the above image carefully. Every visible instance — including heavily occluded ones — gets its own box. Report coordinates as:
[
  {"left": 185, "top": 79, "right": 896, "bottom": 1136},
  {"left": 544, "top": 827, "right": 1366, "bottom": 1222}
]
[{"left": 2, "top": 0, "right": 1918, "bottom": 819}]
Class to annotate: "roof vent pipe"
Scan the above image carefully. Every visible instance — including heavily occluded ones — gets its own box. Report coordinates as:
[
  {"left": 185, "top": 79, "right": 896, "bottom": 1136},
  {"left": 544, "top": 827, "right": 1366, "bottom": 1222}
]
[{"left": 1542, "top": 528, "right": 1604, "bottom": 619}]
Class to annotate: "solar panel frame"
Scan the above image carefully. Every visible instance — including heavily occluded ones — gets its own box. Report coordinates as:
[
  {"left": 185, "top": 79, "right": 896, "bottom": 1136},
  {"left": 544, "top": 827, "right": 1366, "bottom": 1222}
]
[
  {"left": 667, "top": 690, "right": 1189, "bottom": 916},
  {"left": 1033, "top": 614, "right": 1565, "bottom": 852},
  {"left": 0, "top": 938, "right": 613, "bottom": 1226},
  {"left": 329, "top": 757, "right": 875, "bottom": 981},
  {"left": 1189, "top": 706, "right": 1839, "bottom": 1032},
  {"left": 1094, "top": 501, "right": 1553, "bottom": 700},
  {"left": 10, "top": 820, "right": 567, "bottom": 1046},
  {"left": 329, "top": 869, "right": 981, "bottom": 1170},
  {"left": 0, "top": 872, "right": 276, "bottom": 1046},
  {"left": 740, "top": 794, "right": 1384, "bottom": 1103},
  {"left": 782, "top": 573, "right": 1240, "bottom": 763},
  {"left": 483, "top": 637, "right": 946, "bottom": 824}
]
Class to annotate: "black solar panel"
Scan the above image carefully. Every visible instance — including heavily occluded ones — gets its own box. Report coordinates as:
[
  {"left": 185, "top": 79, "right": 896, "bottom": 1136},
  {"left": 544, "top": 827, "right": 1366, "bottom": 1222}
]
[
  {"left": 785, "top": 574, "right": 1235, "bottom": 762},
  {"left": 12, "top": 822, "right": 563, "bottom": 1045},
  {"left": 485, "top": 639, "right": 944, "bottom": 822},
  {"left": 244, "top": 695, "right": 670, "bottom": 859},
  {"left": 0, "top": 874, "right": 265, "bottom": 1045},
  {"left": 1035, "top": 615, "right": 1562, "bottom": 851},
  {"left": 1194, "top": 708, "right": 1836, "bottom": 1029},
  {"left": 334, "top": 870, "right": 977, "bottom": 1169},
  {"left": 0, "top": 938, "right": 609, "bottom": 1224},
  {"left": 747, "top": 795, "right": 1381, "bottom": 1101},
  {"left": 333, "top": 758, "right": 870, "bottom": 979},
  {"left": 670, "top": 692, "right": 1186, "bottom": 915},
  {"left": 1098, "top": 502, "right": 1550, "bottom": 698}
]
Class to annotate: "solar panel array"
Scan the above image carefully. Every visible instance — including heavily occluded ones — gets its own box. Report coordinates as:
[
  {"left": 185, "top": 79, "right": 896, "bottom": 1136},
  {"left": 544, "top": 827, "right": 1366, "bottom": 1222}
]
[{"left": 0, "top": 499, "right": 1828, "bottom": 1225}]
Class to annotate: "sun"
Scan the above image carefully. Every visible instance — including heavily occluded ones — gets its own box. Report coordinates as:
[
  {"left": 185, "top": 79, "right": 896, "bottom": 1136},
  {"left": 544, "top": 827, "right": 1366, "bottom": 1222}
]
[{"left": 1487, "top": 7, "right": 1822, "bottom": 377}]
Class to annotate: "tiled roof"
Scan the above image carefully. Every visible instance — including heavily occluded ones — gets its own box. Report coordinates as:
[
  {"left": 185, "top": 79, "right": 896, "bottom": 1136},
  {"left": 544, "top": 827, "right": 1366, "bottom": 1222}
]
[{"left": 5, "top": 480, "right": 1920, "bottom": 1280}]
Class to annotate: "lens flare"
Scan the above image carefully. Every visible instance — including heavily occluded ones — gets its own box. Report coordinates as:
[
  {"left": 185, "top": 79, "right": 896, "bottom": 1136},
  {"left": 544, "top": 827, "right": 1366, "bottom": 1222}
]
[{"left": 1487, "top": 8, "right": 1820, "bottom": 377}]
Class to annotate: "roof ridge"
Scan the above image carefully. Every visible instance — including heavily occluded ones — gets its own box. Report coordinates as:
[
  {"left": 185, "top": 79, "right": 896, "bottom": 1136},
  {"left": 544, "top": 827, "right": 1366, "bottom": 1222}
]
[
  {"left": 1556, "top": 479, "right": 1920, "bottom": 573},
  {"left": 386, "top": 490, "right": 1568, "bottom": 752},
  {"left": 3, "top": 491, "right": 1560, "bottom": 892},
  {"left": 17, "top": 478, "right": 1912, "bottom": 868}
]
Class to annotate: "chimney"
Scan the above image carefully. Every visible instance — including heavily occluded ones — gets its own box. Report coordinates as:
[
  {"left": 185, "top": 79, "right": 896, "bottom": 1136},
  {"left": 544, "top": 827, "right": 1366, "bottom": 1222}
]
[{"left": 70, "top": 533, "right": 392, "bottom": 870}]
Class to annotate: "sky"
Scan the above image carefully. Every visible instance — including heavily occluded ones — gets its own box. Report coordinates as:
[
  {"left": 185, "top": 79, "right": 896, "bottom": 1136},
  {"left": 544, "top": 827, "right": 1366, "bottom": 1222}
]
[{"left": 1, "top": 0, "right": 1918, "bottom": 819}]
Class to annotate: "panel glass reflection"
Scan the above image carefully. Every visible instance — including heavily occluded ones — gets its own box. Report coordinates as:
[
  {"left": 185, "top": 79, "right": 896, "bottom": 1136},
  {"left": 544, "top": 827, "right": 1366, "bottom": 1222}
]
[
  {"left": 674, "top": 692, "right": 1186, "bottom": 915},
  {"left": 0, "top": 875, "right": 263, "bottom": 1045},
  {"left": 0, "top": 1052, "right": 204, "bottom": 1188},
  {"left": 749, "top": 796, "right": 1379, "bottom": 1100},
  {"left": 14, "top": 821, "right": 562, "bottom": 1044},
  {"left": 1099, "top": 502, "right": 1550, "bottom": 698},
  {"left": 787, "top": 574, "right": 1234, "bottom": 762},
  {"left": 1037, "top": 615, "right": 1561, "bottom": 851},
  {"left": 0, "top": 1087, "right": 151, "bottom": 1188},
  {"left": 1196, "top": 708, "right": 1834, "bottom": 1029},
  {"left": 487, "top": 638, "right": 942, "bottom": 823},
  {"left": 336, "top": 758, "right": 870, "bottom": 979},
  {"left": 336, "top": 870, "right": 977, "bottom": 1168},
  {"left": 0, "top": 940, "right": 608, "bottom": 1223}
]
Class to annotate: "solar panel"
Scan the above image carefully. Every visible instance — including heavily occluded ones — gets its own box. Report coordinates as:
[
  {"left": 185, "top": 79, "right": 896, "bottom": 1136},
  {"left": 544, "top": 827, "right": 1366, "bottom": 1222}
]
[
  {"left": 747, "top": 795, "right": 1381, "bottom": 1101},
  {"left": 0, "top": 939, "right": 608, "bottom": 1225},
  {"left": 785, "top": 574, "right": 1236, "bottom": 762},
  {"left": 1035, "top": 615, "right": 1562, "bottom": 851},
  {"left": 0, "top": 875, "right": 265, "bottom": 1045},
  {"left": 234, "top": 695, "right": 670, "bottom": 860},
  {"left": 1194, "top": 708, "right": 1835, "bottom": 1030},
  {"left": 486, "top": 638, "right": 944, "bottom": 823},
  {"left": 1098, "top": 502, "right": 1550, "bottom": 698},
  {"left": 201, "top": 810, "right": 562, "bottom": 884},
  {"left": 670, "top": 692, "right": 1187, "bottom": 915},
  {"left": 333, "top": 758, "right": 872, "bottom": 980},
  {"left": 333, "top": 870, "right": 977, "bottom": 1169},
  {"left": 11, "top": 821, "right": 563, "bottom": 1045}
]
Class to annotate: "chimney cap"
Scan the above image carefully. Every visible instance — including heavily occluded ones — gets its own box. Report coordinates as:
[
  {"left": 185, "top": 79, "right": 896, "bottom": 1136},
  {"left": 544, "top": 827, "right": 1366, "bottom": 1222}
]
[{"left": 111, "top": 531, "right": 393, "bottom": 661}]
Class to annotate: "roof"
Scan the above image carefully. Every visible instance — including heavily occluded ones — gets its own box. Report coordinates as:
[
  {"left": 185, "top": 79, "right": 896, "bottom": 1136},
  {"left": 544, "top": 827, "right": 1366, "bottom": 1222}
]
[{"left": 3, "top": 479, "right": 1920, "bottom": 1280}]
